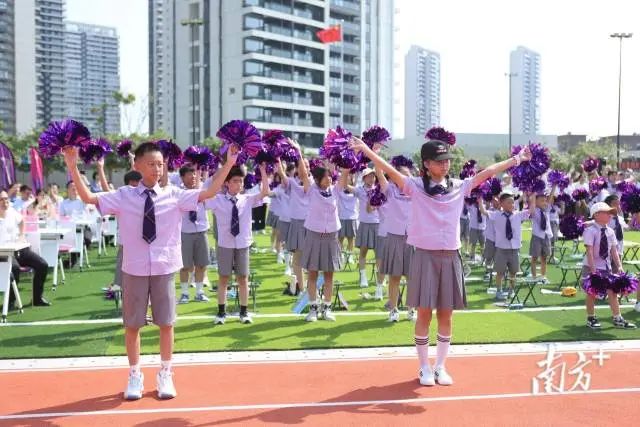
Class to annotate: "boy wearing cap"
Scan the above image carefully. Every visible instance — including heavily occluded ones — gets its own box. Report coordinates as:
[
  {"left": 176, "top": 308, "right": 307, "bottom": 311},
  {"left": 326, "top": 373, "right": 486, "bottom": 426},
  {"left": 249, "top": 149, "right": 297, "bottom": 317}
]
[
  {"left": 582, "top": 202, "right": 635, "bottom": 329},
  {"left": 528, "top": 193, "right": 552, "bottom": 283}
]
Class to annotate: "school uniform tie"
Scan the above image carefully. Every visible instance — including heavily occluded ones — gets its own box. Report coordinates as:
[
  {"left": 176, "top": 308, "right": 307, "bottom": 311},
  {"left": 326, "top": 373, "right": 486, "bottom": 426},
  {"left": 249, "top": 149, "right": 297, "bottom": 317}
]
[
  {"left": 189, "top": 209, "right": 197, "bottom": 223},
  {"left": 463, "top": 204, "right": 468, "bottom": 216},
  {"left": 614, "top": 216, "right": 623, "bottom": 241},
  {"left": 230, "top": 196, "right": 240, "bottom": 237},
  {"left": 476, "top": 205, "right": 483, "bottom": 224},
  {"left": 504, "top": 212, "right": 513, "bottom": 240},
  {"left": 142, "top": 189, "right": 156, "bottom": 243},
  {"left": 320, "top": 189, "right": 332, "bottom": 198},
  {"left": 427, "top": 184, "right": 447, "bottom": 196},
  {"left": 599, "top": 228, "right": 609, "bottom": 260},
  {"left": 539, "top": 208, "right": 547, "bottom": 231}
]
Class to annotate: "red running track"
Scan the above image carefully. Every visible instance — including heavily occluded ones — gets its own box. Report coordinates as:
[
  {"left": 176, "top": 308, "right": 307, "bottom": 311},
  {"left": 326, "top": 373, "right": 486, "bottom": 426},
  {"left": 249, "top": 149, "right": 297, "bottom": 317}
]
[{"left": 1, "top": 350, "right": 640, "bottom": 426}]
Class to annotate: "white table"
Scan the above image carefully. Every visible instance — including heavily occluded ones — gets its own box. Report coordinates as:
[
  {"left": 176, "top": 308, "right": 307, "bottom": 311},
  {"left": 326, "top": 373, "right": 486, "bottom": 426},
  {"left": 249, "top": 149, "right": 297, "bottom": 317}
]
[
  {"left": 27, "top": 228, "right": 72, "bottom": 289},
  {"left": 0, "top": 241, "right": 30, "bottom": 323}
]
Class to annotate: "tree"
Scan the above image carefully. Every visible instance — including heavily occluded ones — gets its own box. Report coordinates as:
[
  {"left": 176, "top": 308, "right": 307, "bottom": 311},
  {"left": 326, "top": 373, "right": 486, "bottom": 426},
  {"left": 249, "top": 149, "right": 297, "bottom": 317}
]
[
  {"left": 411, "top": 144, "right": 465, "bottom": 175},
  {"left": 567, "top": 139, "right": 616, "bottom": 172}
]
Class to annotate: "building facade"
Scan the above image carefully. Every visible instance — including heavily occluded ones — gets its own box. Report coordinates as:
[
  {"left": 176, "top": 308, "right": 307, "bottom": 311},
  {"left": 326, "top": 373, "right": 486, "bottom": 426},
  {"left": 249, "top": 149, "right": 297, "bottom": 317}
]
[
  {"left": 509, "top": 46, "right": 540, "bottom": 137},
  {"left": 404, "top": 45, "right": 440, "bottom": 138},
  {"left": 149, "top": 0, "right": 395, "bottom": 148},
  {"left": 0, "top": 0, "right": 16, "bottom": 134},
  {"left": 64, "top": 22, "right": 120, "bottom": 135}
]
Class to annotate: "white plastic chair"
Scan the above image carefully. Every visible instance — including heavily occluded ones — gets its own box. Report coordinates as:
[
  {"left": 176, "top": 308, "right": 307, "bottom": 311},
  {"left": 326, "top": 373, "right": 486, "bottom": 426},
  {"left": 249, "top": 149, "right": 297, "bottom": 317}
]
[
  {"left": 99, "top": 216, "right": 118, "bottom": 256},
  {"left": 25, "top": 231, "right": 65, "bottom": 290},
  {"left": 58, "top": 219, "right": 90, "bottom": 270}
]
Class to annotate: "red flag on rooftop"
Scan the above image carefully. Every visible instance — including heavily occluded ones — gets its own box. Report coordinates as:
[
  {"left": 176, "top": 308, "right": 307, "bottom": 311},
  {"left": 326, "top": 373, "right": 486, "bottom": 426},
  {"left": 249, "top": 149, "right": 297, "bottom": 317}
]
[{"left": 316, "top": 25, "right": 342, "bottom": 43}]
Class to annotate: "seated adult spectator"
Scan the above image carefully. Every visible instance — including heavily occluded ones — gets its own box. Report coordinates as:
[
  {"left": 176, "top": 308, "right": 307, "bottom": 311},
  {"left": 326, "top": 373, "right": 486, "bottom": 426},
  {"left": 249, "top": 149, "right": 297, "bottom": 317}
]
[{"left": 11, "top": 184, "right": 33, "bottom": 212}]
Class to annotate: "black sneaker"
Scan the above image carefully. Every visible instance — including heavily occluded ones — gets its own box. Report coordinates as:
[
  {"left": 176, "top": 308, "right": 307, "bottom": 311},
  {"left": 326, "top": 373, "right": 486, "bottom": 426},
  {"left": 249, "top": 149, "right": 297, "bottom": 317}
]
[
  {"left": 613, "top": 317, "right": 636, "bottom": 329},
  {"left": 586, "top": 317, "right": 601, "bottom": 329}
]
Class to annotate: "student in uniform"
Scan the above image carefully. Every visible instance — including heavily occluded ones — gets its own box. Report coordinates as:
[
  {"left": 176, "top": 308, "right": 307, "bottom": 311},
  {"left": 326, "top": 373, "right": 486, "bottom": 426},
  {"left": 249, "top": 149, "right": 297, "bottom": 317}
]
[
  {"left": 62, "top": 142, "right": 235, "bottom": 401},
  {"left": 354, "top": 169, "right": 380, "bottom": 288},
  {"left": 337, "top": 173, "right": 359, "bottom": 265},
  {"left": 351, "top": 133, "right": 531, "bottom": 386},
  {"left": 467, "top": 197, "right": 486, "bottom": 261},
  {"left": 529, "top": 193, "right": 553, "bottom": 283},
  {"left": 206, "top": 163, "right": 269, "bottom": 325}
]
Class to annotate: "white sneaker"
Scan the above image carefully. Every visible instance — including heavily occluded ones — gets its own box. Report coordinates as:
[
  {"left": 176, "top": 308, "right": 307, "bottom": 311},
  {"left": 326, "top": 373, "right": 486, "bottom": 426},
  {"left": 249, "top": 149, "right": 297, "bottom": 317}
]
[
  {"left": 388, "top": 308, "right": 400, "bottom": 322},
  {"left": 277, "top": 252, "right": 284, "bottom": 264},
  {"left": 305, "top": 307, "right": 318, "bottom": 322},
  {"left": 407, "top": 308, "right": 417, "bottom": 322},
  {"left": 634, "top": 302, "right": 640, "bottom": 313},
  {"left": 177, "top": 293, "right": 190, "bottom": 304},
  {"left": 321, "top": 305, "right": 336, "bottom": 321},
  {"left": 284, "top": 265, "right": 292, "bottom": 276},
  {"left": 194, "top": 293, "right": 209, "bottom": 302},
  {"left": 240, "top": 312, "right": 253, "bottom": 324},
  {"left": 124, "top": 372, "right": 144, "bottom": 400},
  {"left": 418, "top": 366, "right": 435, "bottom": 386},
  {"left": 359, "top": 272, "right": 369, "bottom": 288},
  {"left": 434, "top": 366, "right": 453, "bottom": 385},
  {"left": 214, "top": 313, "right": 226, "bottom": 325},
  {"left": 156, "top": 370, "right": 177, "bottom": 399},
  {"left": 374, "top": 285, "right": 384, "bottom": 300}
]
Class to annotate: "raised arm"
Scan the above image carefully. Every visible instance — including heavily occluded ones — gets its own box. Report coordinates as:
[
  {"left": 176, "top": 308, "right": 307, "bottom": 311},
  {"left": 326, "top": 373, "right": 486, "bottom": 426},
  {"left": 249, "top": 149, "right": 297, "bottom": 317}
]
[
  {"left": 258, "top": 163, "right": 269, "bottom": 198},
  {"left": 375, "top": 165, "right": 389, "bottom": 192},
  {"left": 96, "top": 158, "right": 110, "bottom": 192},
  {"left": 338, "top": 168, "right": 350, "bottom": 192},
  {"left": 62, "top": 147, "right": 99, "bottom": 205},
  {"left": 472, "top": 147, "right": 531, "bottom": 189},
  {"left": 349, "top": 137, "right": 404, "bottom": 189},
  {"left": 289, "top": 139, "right": 310, "bottom": 193},
  {"left": 276, "top": 159, "right": 289, "bottom": 189},
  {"left": 477, "top": 196, "right": 487, "bottom": 216},
  {"left": 528, "top": 193, "right": 536, "bottom": 217},
  {"left": 198, "top": 147, "right": 238, "bottom": 202}
]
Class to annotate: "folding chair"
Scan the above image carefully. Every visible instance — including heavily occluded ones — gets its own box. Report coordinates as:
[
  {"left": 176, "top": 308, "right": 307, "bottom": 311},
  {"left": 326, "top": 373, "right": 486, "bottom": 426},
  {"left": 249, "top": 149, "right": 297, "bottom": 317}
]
[
  {"left": 98, "top": 216, "right": 118, "bottom": 256},
  {"left": 558, "top": 263, "right": 583, "bottom": 289},
  {"left": 509, "top": 277, "right": 544, "bottom": 307}
]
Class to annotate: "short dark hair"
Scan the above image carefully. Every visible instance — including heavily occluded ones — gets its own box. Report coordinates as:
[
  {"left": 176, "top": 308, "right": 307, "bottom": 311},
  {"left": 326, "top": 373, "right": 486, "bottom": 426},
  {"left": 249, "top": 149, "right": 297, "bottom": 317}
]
[
  {"left": 92, "top": 172, "right": 98, "bottom": 180},
  {"left": 19, "top": 184, "right": 31, "bottom": 192},
  {"left": 605, "top": 194, "right": 619, "bottom": 205},
  {"left": 225, "top": 166, "right": 245, "bottom": 181},
  {"left": 66, "top": 180, "right": 74, "bottom": 188},
  {"left": 179, "top": 165, "right": 196, "bottom": 177},
  {"left": 285, "top": 163, "right": 296, "bottom": 174},
  {"left": 499, "top": 193, "right": 514, "bottom": 202},
  {"left": 123, "top": 170, "right": 142, "bottom": 185},
  {"left": 607, "top": 171, "right": 616, "bottom": 177},
  {"left": 134, "top": 142, "right": 162, "bottom": 160},
  {"left": 311, "top": 166, "right": 328, "bottom": 185}
]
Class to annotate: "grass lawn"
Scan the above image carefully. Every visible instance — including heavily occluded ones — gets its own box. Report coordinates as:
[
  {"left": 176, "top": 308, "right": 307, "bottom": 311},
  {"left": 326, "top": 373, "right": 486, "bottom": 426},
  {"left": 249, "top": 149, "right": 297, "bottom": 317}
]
[{"left": 2, "top": 227, "right": 640, "bottom": 359}]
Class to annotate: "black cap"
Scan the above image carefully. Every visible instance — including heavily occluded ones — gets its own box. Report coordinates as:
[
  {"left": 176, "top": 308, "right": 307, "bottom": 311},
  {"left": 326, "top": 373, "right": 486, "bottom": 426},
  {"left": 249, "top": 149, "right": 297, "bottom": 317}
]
[{"left": 421, "top": 140, "right": 454, "bottom": 162}]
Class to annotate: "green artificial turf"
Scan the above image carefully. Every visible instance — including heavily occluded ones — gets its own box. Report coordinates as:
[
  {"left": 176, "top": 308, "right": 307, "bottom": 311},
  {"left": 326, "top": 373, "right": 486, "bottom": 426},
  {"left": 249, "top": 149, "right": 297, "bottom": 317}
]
[{"left": 1, "top": 228, "right": 640, "bottom": 359}]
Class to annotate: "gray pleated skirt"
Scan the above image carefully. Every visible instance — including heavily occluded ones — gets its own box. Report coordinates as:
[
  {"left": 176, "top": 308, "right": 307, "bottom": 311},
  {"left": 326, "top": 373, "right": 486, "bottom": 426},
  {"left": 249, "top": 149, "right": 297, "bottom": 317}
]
[
  {"left": 381, "top": 233, "right": 414, "bottom": 277},
  {"left": 300, "top": 229, "right": 342, "bottom": 272},
  {"left": 286, "top": 219, "right": 306, "bottom": 251},
  {"left": 339, "top": 219, "right": 357, "bottom": 239},
  {"left": 266, "top": 211, "right": 278, "bottom": 228},
  {"left": 407, "top": 249, "right": 467, "bottom": 309},
  {"left": 375, "top": 235, "right": 387, "bottom": 260},
  {"left": 355, "top": 222, "right": 378, "bottom": 249},
  {"left": 277, "top": 219, "right": 291, "bottom": 243}
]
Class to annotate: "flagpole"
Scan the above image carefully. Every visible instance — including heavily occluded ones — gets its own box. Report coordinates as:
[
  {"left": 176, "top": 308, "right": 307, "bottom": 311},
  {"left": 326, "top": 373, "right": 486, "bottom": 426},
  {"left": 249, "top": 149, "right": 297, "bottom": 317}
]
[{"left": 340, "top": 21, "right": 344, "bottom": 125}]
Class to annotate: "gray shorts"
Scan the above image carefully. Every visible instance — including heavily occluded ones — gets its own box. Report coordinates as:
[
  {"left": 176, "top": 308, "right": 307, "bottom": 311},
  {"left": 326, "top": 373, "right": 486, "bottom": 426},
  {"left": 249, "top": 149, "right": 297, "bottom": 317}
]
[
  {"left": 181, "top": 231, "right": 210, "bottom": 268},
  {"left": 470, "top": 228, "right": 485, "bottom": 246},
  {"left": 529, "top": 235, "right": 551, "bottom": 258},
  {"left": 217, "top": 246, "right": 250, "bottom": 277},
  {"left": 483, "top": 239, "right": 496, "bottom": 264},
  {"left": 494, "top": 248, "right": 520, "bottom": 275},
  {"left": 460, "top": 218, "right": 470, "bottom": 240},
  {"left": 113, "top": 244, "right": 123, "bottom": 286},
  {"left": 121, "top": 272, "right": 176, "bottom": 328}
]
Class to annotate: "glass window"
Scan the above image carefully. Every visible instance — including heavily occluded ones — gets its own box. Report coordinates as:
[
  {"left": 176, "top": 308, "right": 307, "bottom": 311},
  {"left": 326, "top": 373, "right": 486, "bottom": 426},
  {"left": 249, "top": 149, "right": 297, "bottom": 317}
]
[
  {"left": 244, "top": 38, "right": 263, "bottom": 53},
  {"left": 244, "top": 106, "right": 264, "bottom": 121},
  {"left": 244, "top": 83, "right": 262, "bottom": 98},
  {"left": 244, "top": 60, "right": 263, "bottom": 76},
  {"left": 244, "top": 15, "right": 263, "bottom": 30}
]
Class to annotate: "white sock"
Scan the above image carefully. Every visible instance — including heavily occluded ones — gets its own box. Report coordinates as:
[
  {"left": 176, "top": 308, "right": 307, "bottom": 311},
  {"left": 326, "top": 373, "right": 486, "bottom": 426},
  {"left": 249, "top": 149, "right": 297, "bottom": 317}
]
[
  {"left": 284, "top": 252, "right": 291, "bottom": 264},
  {"left": 129, "top": 363, "right": 141, "bottom": 376},
  {"left": 435, "top": 334, "right": 451, "bottom": 369},
  {"left": 180, "top": 282, "right": 188, "bottom": 294},
  {"left": 160, "top": 359, "right": 172, "bottom": 372},
  {"left": 415, "top": 335, "right": 430, "bottom": 368},
  {"left": 195, "top": 282, "right": 204, "bottom": 295},
  {"left": 360, "top": 269, "right": 366, "bottom": 278}
]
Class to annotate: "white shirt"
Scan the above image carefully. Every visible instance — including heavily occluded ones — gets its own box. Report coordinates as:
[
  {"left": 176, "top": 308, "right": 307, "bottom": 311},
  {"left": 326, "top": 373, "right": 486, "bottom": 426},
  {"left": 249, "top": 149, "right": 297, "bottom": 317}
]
[{"left": 0, "top": 208, "right": 22, "bottom": 244}]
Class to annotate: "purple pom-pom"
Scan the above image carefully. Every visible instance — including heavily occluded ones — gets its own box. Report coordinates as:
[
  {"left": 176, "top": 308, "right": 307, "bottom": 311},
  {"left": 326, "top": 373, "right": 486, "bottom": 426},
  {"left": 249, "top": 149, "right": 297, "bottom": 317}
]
[
  {"left": 262, "top": 129, "right": 289, "bottom": 158},
  {"left": 589, "top": 176, "right": 607, "bottom": 195},
  {"left": 308, "top": 157, "right": 324, "bottom": 173},
  {"left": 547, "top": 170, "right": 570, "bottom": 190},
  {"left": 281, "top": 145, "right": 300, "bottom": 163},
  {"left": 206, "top": 153, "right": 220, "bottom": 174},
  {"left": 616, "top": 180, "right": 635, "bottom": 194},
  {"left": 571, "top": 188, "right": 590, "bottom": 202},
  {"left": 582, "top": 156, "right": 600, "bottom": 173},
  {"left": 480, "top": 177, "right": 502, "bottom": 201},
  {"left": 367, "top": 185, "right": 387, "bottom": 207},
  {"left": 582, "top": 272, "right": 611, "bottom": 298},
  {"left": 183, "top": 145, "right": 214, "bottom": 167},
  {"left": 555, "top": 193, "right": 572, "bottom": 206},
  {"left": 509, "top": 143, "right": 551, "bottom": 192},
  {"left": 217, "top": 120, "right": 264, "bottom": 159},
  {"left": 390, "top": 155, "right": 414, "bottom": 170},
  {"left": 559, "top": 214, "right": 585, "bottom": 240},
  {"left": 255, "top": 148, "right": 278, "bottom": 166},
  {"left": 38, "top": 119, "right": 91, "bottom": 158},
  {"left": 425, "top": 126, "right": 456, "bottom": 145},
  {"left": 244, "top": 173, "right": 257, "bottom": 190},
  {"left": 608, "top": 272, "right": 639, "bottom": 295},
  {"left": 361, "top": 125, "right": 391, "bottom": 148},
  {"left": 116, "top": 140, "right": 133, "bottom": 158},
  {"left": 156, "top": 139, "right": 183, "bottom": 170},
  {"left": 620, "top": 186, "right": 640, "bottom": 214},
  {"left": 323, "top": 126, "right": 353, "bottom": 156},
  {"left": 79, "top": 138, "right": 113, "bottom": 165},
  {"left": 459, "top": 159, "right": 477, "bottom": 179}
]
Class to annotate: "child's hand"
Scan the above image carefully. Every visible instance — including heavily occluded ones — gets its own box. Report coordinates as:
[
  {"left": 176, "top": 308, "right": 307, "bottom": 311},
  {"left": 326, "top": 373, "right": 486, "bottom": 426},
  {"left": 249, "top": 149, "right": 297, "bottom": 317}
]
[
  {"left": 287, "top": 138, "right": 301, "bottom": 152},
  {"left": 62, "top": 147, "right": 79, "bottom": 166},
  {"left": 227, "top": 144, "right": 239, "bottom": 164},
  {"left": 349, "top": 136, "right": 367, "bottom": 153}
]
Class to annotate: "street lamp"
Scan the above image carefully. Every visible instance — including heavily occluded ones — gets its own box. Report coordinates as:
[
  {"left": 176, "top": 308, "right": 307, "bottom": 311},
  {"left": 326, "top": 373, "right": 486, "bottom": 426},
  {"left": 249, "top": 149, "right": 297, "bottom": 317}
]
[
  {"left": 181, "top": 18, "right": 204, "bottom": 147},
  {"left": 505, "top": 72, "right": 518, "bottom": 154},
  {"left": 610, "top": 32, "right": 633, "bottom": 169}
]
